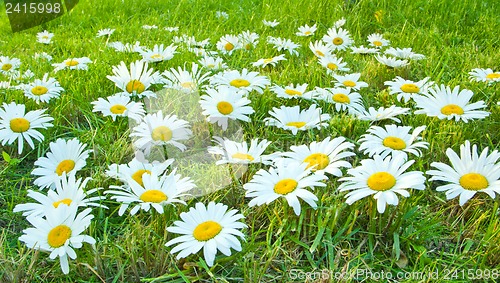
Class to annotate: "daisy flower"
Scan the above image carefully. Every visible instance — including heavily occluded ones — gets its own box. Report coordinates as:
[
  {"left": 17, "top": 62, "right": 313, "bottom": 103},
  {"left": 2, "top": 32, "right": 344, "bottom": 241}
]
[
  {"left": 166, "top": 202, "right": 246, "bottom": 267},
  {"left": 142, "top": 25, "right": 158, "bottom": 29},
  {"left": 199, "top": 86, "right": 254, "bottom": 130},
  {"left": 367, "top": 33, "right": 390, "bottom": 48},
  {"left": 333, "top": 73, "right": 369, "bottom": 90},
  {"left": 384, "top": 76, "right": 433, "bottom": 103},
  {"left": 375, "top": 55, "right": 409, "bottom": 68},
  {"left": 358, "top": 124, "right": 428, "bottom": 160},
  {"left": 96, "top": 28, "right": 115, "bottom": 37},
  {"left": 13, "top": 174, "right": 106, "bottom": 218},
  {"left": 333, "top": 18, "right": 346, "bottom": 28},
  {"left": 0, "top": 81, "right": 12, "bottom": 89},
  {"left": 130, "top": 110, "right": 192, "bottom": 153},
  {"left": 318, "top": 56, "right": 350, "bottom": 74},
  {"left": 281, "top": 136, "right": 355, "bottom": 176},
  {"left": 296, "top": 24, "right": 317, "bottom": 36},
  {"left": 140, "top": 44, "right": 178, "bottom": 63},
  {"left": 356, "top": 105, "right": 410, "bottom": 123},
  {"left": 105, "top": 170, "right": 193, "bottom": 216},
  {"left": 0, "top": 56, "right": 21, "bottom": 76},
  {"left": 0, "top": 102, "right": 53, "bottom": 154},
  {"left": 105, "top": 157, "right": 173, "bottom": 187},
  {"left": 208, "top": 137, "right": 277, "bottom": 165},
  {"left": 264, "top": 104, "right": 331, "bottom": 135},
  {"left": 413, "top": 84, "right": 489, "bottom": 122},
  {"left": 350, "top": 45, "right": 380, "bottom": 54},
  {"left": 52, "top": 57, "right": 92, "bottom": 72},
  {"left": 34, "top": 52, "right": 53, "bottom": 61},
  {"left": 338, "top": 154, "right": 426, "bottom": 213},
  {"left": 268, "top": 37, "right": 301, "bottom": 56},
  {"left": 91, "top": 94, "right": 145, "bottom": 122},
  {"left": 309, "top": 40, "right": 331, "bottom": 58},
  {"left": 238, "top": 30, "right": 260, "bottom": 50},
  {"left": 210, "top": 68, "right": 270, "bottom": 95},
  {"left": 263, "top": 19, "right": 280, "bottom": 27},
  {"left": 427, "top": 141, "right": 500, "bottom": 205},
  {"left": 270, "top": 83, "right": 316, "bottom": 100},
  {"left": 164, "top": 26, "right": 179, "bottom": 32},
  {"left": 469, "top": 68, "right": 500, "bottom": 84},
  {"left": 385, "top": 47, "right": 425, "bottom": 60},
  {"left": 215, "top": 11, "right": 229, "bottom": 19},
  {"left": 244, "top": 162, "right": 327, "bottom": 215},
  {"left": 32, "top": 138, "right": 92, "bottom": 190},
  {"left": 252, "top": 54, "right": 286, "bottom": 68},
  {"left": 18, "top": 205, "right": 95, "bottom": 274},
  {"left": 107, "top": 60, "right": 160, "bottom": 98},
  {"left": 216, "top": 34, "right": 242, "bottom": 54},
  {"left": 322, "top": 27, "right": 354, "bottom": 51},
  {"left": 315, "top": 87, "right": 365, "bottom": 114},
  {"left": 22, "top": 73, "right": 64, "bottom": 104},
  {"left": 107, "top": 41, "right": 143, "bottom": 53},
  {"left": 37, "top": 30, "right": 54, "bottom": 44},
  {"left": 199, "top": 56, "right": 228, "bottom": 70},
  {"left": 162, "top": 63, "right": 211, "bottom": 93}
]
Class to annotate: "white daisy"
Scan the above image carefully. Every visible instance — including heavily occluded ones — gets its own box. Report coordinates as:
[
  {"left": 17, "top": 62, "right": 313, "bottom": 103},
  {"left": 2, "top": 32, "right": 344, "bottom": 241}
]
[
  {"left": 263, "top": 19, "right": 280, "bottom": 27},
  {"left": 333, "top": 18, "right": 346, "bottom": 28},
  {"left": 270, "top": 83, "right": 316, "bottom": 100},
  {"left": 356, "top": 105, "right": 410, "bottom": 123},
  {"left": 264, "top": 104, "right": 331, "bottom": 135},
  {"left": 208, "top": 137, "right": 277, "bottom": 165},
  {"left": 34, "top": 52, "right": 53, "bottom": 61},
  {"left": 105, "top": 170, "right": 193, "bottom": 216},
  {"left": 91, "top": 94, "right": 145, "bottom": 122},
  {"left": 358, "top": 124, "right": 428, "bottom": 160},
  {"left": 0, "top": 102, "right": 53, "bottom": 154},
  {"left": 0, "top": 56, "right": 21, "bottom": 76},
  {"left": 427, "top": 141, "right": 500, "bottom": 206},
  {"left": 199, "top": 86, "right": 254, "bottom": 130},
  {"left": 165, "top": 202, "right": 246, "bottom": 267},
  {"left": 413, "top": 84, "right": 489, "bottom": 122},
  {"left": 37, "top": 30, "right": 54, "bottom": 44},
  {"left": 318, "top": 56, "right": 350, "bottom": 74},
  {"left": 296, "top": 24, "right": 317, "bottom": 36},
  {"left": 384, "top": 76, "right": 433, "bottom": 103},
  {"left": 322, "top": 27, "right": 354, "bottom": 51},
  {"left": 210, "top": 68, "right": 270, "bottom": 95},
  {"left": 238, "top": 30, "right": 260, "bottom": 50},
  {"left": 215, "top": 11, "right": 229, "bottom": 19},
  {"left": 375, "top": 55, "right": 409, "bottom": 68},
  {"left": 338, "top": 154, "right": 426, "bottom": 213},
  {"left": 333, "top": 73, "right": 369, "bottom": 90},
  {"left": 268, "top": 37, "right": 301, "bottom": 56},
  {"left": 162, "top": 62, "right": 211, "bottom": 93},
  {"left": 142, "top": 25, "right": 158, "bottom": 30},
  {"left": 105, "top": 157, "right": 173, "bottom": 187},
  {"left": 140, "top": 44, "right": 178, "bottom": 63},
  {"left": 52, "top": 57, "right": 92, "bottom": 72},
  {"left": 107, "top": 41, "right": 143, "bottom": 53},
  {"left": 198, "top": 56, "right": 228, "bottom": 70},
  {"left": 32, "top": 138, "right": 92, "bottom": 190},
  {"left": 252, "top": 54, "right": 286, "bottom": 68},
  {"left": 281, "top": 136, "right": 355, "bottom": 176},
  {"left": 18, "top": 205, "right": 95, "bottom": 274},
  {"left": 13, "top": 174, "right": 106, "bottom": 218},
  {"left": 469, "top": 68, "right": 500, "bottom": 84},
  {"left": 164, "top": 26, "right": 179, "bottom": 32},
  {"left": 367, "top": 33, "right": 390, "bottom": 48},
  {"left": 130, "top": 110, "right": 192, "bottom": 153},
  {"left": 309, "top": 40, "right": 331, "bottom": 58},
  {"left": 216, "top": 34, "right": 242, "bottom": 54},
  {"left": 244, "top": 162, "right": 327, "bottom": 215},
  {"left": 106, "top": 60, "right": 160, "bottom": 98},
  {"left": 315, "top": 87, "right": 365, "bottom": 114},
  {"left": 96, "top": 28, "right": 115, "bottom": 37},
  {"left": 22, "top": 73, "right": 64, "bottom": 104},
  {"left": 350, "top": 45, "right": 380, "bottom": 54},
  {"left": 384, "top": 47, "right": 425, "bottom": 60}
]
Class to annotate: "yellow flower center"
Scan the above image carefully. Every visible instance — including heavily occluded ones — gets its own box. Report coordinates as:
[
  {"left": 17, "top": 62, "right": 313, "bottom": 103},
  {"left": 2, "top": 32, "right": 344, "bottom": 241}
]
[
  {"left": 31, "top": 86, "right": 49, "bottom": 95},
  {"left": 232, "top": 152, "right": 254, "bottom": 161},
  {"left": 217, "top": 101, "right": 234, "bottom": 115},
  {"left": 284, "top": 89, "right": 302, "bottom": 96},
  {"left": 440, "top": 104, "right": 464, "bottom": 115},
  {"left": 273, "top": 178, "right": 298, "bottom": 195},
  {"left": 53, "top": 198, "right": 72, "bottom": 208},
  {"left": 229, "top": 79, "right": 250, "bottom": 88},
  {"left": 150, "top": 54, "right": 163, "bottom": 60},
  {"left": 181, "top": 82, "right": 195, "bottom": 89},
  {"left": 315, "top": 50, "right": 325, "bottom": 57},
  {"left": 132, "top": 169, "right": 151, "bottom": 186},
  {"left": 65, "top": 59, "right": 79, "bottom": 67},
  {"left": 303, "top": 153, "right": 330, "bottom": 171},
  {"left": 327, "top": 63, "right": 338, "bottom": 71},
  {"left": 110, "top": 104, "right": 127, "bottom": 114},
  {"left": 367, "top": 172, "right": 396, "bottom": 191},
  {"left": 140, "top": 189, "right": 167, "bottom": 203},
  {"left": 2, "top": 63, "right": 13, "bottom": 71},
  {"left": 343, "top": 80, "right": 356, "bottom": 87},
  {"left": 126, "top": 80, "right": 146, "bottom": 94},
  {"left": 263, "top": 58, "right": 274, "bottom": 64},
  {"left": 486, "top": 73, "right": 500, "bottom": 80},
  {"left": 373, "top": 40, "right": 383, "bottom": 47},
  {"left": 55, "top": 160, "right": 76, "bottom": 176},
  {"left": 304, "top": 31, "right": 312, "bottom": 35},
  {"left": 332, "top": 93, "right": 350, "bottom": 104},
  {"left": 332, "top": 37, "right": 344, "bottom": 45},
  {"left": 193, "top": 220, "right": 222, "bottom": 241},
  {"left": 400, "top": 83, "right": 420, "bottom": 93},
  {"left": 207, "top": 64, "right": 215, "bottom": 68},
  {"left": 151, "top": 126, "right": 173, "bottom": 142},
  {"left": 286, "top": 121, "right": 306, "bottom": 128},
  {"left": 47, "top": 225, "right": 72, "bottom": 248},
  {"left": 42, "top": 35, "right": 49, "bottom": 39},
  {"left": 224, "top": 42, "right": 234, "bottom": 51},
  {"left": 459, "top": 173, "right": 489, "bottom": 191},
  {"left": 382, "top": 136, "right": 406, "bottom": 150},
  {"left": 9, "top": 118, "right": 30, "bottom": 133},
  {"left": 245, "top": 44, "right": 252, "bottom": 50}
]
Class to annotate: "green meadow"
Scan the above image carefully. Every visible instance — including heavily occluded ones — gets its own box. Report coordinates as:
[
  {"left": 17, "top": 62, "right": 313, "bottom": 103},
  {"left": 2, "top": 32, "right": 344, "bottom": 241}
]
[{"left": 0, "top": 0, "right": 499, "bottom": 282}]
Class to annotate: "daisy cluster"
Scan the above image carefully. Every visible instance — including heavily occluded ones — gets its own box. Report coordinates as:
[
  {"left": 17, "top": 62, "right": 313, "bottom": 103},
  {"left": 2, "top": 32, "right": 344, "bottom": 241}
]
[{"left": 1, "top": 12, "right": 499, "bottom": 276}]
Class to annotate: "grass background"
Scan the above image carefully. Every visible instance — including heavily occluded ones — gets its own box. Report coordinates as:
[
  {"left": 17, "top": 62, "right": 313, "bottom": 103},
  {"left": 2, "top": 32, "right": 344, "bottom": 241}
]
[{"left": 0, "top": 0, "right": 499, "bottom": 282}]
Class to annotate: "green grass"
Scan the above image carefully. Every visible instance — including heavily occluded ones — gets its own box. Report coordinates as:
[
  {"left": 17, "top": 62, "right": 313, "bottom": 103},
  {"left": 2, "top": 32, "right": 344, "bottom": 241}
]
[{"left": 1, "top": 0, "right": 500, "bottom": 282}]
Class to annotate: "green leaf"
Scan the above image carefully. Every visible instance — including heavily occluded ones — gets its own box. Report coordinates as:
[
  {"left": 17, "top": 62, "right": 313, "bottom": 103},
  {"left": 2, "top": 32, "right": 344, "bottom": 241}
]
[{"left": 2, "top": 151, "right": 11, "bottom": 163}]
